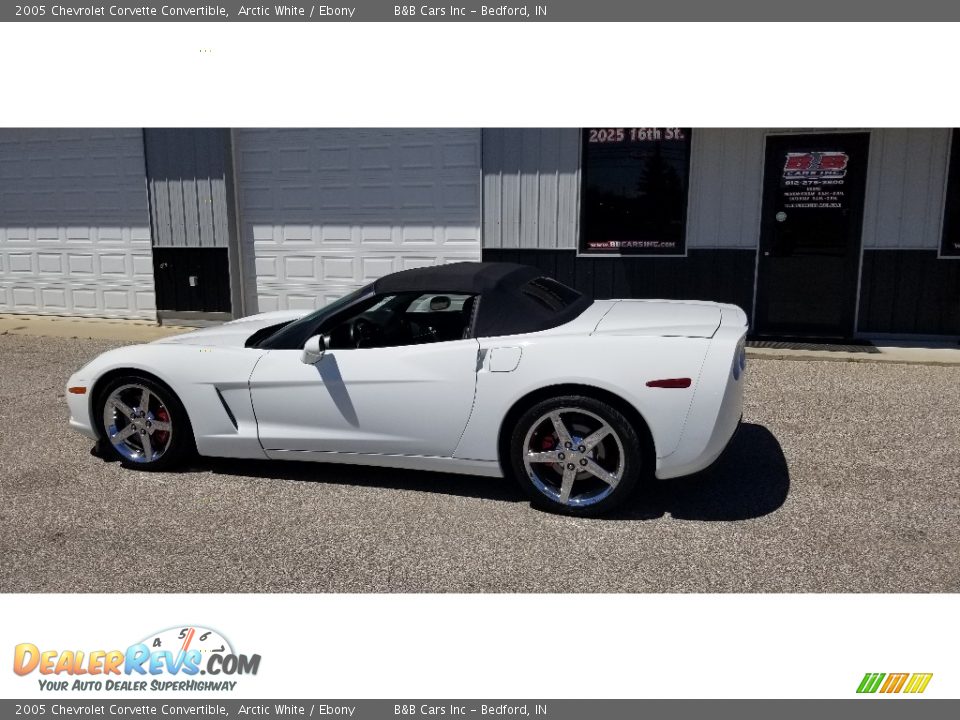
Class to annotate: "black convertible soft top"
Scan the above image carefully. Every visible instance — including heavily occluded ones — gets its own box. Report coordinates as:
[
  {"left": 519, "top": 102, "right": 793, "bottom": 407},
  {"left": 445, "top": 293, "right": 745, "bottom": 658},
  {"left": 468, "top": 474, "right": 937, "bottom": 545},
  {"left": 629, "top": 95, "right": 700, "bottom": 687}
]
[
  {"left": 373, "top": 261, "right": 536, "bottom": 295},
  {"left": 255, "top": 262, "right": 593, "bottom": 349},
  {"left": 374, "top": 261, "right": 591, "bottom": 337}
]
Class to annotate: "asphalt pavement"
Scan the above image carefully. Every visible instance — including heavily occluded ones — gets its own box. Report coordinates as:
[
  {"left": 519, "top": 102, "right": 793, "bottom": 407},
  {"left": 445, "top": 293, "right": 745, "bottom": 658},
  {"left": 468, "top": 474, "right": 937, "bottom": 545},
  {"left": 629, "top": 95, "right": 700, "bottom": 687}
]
[{"left": 1, "top": 333, "right": 958, "bottom": 593}]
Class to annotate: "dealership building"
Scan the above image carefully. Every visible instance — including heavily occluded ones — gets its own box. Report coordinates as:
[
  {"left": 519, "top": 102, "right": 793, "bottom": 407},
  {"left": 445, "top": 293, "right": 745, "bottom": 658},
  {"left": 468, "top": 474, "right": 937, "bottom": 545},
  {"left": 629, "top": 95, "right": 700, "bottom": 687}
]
[{"left": 0, "top": 128, "right": 957, "bottom": 340}]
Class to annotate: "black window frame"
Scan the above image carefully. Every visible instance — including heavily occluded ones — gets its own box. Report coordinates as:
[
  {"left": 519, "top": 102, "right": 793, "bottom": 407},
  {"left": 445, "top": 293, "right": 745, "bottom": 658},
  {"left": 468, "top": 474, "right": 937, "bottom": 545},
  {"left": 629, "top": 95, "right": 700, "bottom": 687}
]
[{"left": 578, "top": 127, "right": 693, "bottom": 258}]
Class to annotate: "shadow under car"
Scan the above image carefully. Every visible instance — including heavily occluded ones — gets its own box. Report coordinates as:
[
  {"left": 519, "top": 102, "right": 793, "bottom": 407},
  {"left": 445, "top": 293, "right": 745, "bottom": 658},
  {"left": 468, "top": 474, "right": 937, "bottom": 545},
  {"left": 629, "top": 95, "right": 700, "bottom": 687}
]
[{"left": 94, "top": 422, "right": 789, "bottom": 521}]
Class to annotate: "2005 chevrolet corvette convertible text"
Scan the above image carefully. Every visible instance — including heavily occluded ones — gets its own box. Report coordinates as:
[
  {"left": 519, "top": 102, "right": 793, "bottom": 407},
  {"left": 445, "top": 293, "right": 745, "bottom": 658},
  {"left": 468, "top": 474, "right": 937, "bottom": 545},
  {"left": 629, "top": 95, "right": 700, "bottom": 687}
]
[{"left": 66, "top": 262, "right": 747, "bottom": 516}]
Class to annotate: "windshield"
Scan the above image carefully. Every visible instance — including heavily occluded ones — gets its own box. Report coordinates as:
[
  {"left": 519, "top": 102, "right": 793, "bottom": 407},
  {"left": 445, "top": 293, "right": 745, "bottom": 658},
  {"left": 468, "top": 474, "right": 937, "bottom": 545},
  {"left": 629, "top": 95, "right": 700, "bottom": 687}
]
[{"left": 254, "top": 285, "right": 373, "bottom": 349}]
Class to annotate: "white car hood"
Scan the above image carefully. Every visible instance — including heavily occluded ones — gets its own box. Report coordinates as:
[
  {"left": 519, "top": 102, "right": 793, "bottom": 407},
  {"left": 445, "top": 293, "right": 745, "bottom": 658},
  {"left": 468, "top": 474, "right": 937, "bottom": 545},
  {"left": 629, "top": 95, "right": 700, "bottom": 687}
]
[
  {"left": 152, "top": 310, "right": 306, "bottom": 347},
  {"left": 592, "top": 299, "right": 722, "bottom": 338}
]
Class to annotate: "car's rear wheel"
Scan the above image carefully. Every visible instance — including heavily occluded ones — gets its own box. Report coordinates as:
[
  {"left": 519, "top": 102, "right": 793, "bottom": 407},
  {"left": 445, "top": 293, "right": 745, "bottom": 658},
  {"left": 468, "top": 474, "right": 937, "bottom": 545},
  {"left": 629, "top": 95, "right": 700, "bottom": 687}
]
[
  {"left": 509, "top": 395, "right": 644, "bottom": 516},
  {"left": 95, "top": 375, "right": 193, "bottom": 471}
]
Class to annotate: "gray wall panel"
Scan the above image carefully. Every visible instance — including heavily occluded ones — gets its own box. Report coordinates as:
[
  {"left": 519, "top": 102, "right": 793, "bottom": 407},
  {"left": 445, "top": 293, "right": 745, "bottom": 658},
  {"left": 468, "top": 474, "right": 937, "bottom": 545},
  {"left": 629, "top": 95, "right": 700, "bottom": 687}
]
[
  {"left": 482, "top": 128, "right": 580, "bottom": 250},
  {"left": 535, "top": 129, "right": 560, "bottom": 249},
  {"left": 519, "top": 133, "right": 540, "bottom": 248},
  {"left": 861, "top": 128, "right": 951, "bottom": 250},
  {"left": 686, "top": 128, "right": 765, "bottom": 249},
  {"left": 500, "top": 129, "right": 522, "bottom": 249},
  {"left": 482, "top": 131, "right": 503, "bottom": 249},
  {"left": 556, "top": 128, "right": 581, "bottom": 249},
  {"left": 145, "top": 128, "right": 232, "bottom": 249}
]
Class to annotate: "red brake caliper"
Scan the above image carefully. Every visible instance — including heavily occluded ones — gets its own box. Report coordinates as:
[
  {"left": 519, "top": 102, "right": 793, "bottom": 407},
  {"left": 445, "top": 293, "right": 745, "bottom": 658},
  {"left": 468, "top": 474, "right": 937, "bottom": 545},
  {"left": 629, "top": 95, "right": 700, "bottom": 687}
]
[
  {"left": 541, "top": 434, "right": 560, "bottom": 472},
  {"left": 154, "top": 407, "right": 170, "bottom": 446}
]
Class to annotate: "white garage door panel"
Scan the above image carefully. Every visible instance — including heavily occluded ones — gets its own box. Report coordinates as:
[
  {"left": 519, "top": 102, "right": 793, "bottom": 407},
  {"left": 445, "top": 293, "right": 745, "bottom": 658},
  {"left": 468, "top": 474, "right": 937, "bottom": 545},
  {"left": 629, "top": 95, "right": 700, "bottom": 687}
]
[
  {"left": 253, "top": 251, "right": 481, "bottom": 314},
  {"left": 235, "top": 129, "right": 482, "bottom": 314},
  {"left": 0, "top": 129, "right": 154, "bottom": 318}
]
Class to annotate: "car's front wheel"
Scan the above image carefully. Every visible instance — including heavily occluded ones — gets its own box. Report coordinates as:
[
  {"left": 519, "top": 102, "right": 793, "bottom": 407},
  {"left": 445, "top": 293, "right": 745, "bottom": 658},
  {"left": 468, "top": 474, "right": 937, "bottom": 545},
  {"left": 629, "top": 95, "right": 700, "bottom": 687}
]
[
  {"left": 95, "top": 375, "right": 193, "bottom": 470},
  {"left": 509, "top": 395, "right": 645, "bottom": 516}
]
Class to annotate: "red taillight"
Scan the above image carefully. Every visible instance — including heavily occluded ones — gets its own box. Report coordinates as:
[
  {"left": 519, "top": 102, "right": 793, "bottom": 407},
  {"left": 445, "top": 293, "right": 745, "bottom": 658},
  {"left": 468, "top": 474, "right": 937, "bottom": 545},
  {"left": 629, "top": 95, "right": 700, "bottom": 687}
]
[{"left": 645, "top": 378, "right": 692, "bottom": 389}]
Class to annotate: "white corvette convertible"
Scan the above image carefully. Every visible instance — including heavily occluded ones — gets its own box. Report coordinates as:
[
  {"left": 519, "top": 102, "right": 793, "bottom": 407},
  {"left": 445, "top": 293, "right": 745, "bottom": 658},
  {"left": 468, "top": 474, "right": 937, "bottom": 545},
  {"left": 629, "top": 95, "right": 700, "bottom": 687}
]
[{"left": 66, "top": 262, "right": 747, "bottom": 515}]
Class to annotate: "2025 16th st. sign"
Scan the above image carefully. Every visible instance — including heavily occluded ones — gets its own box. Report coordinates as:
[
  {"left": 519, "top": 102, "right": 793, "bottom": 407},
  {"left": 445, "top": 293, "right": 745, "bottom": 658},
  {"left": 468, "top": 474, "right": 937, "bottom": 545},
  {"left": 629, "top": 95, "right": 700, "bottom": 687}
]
[{"left": 579, "top": 128, "right": 692, "bottom": 256}]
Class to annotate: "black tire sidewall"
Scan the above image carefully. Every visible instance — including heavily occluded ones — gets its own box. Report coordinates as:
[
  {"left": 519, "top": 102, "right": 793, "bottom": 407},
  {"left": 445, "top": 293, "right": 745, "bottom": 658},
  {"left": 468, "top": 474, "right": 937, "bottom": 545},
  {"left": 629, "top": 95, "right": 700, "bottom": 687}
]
[
  {"left": 95, "top": 375, "right": 193, "bottom": 471},
  {"left": 508, "top": 395, "right": 645, "bottom": 517}
]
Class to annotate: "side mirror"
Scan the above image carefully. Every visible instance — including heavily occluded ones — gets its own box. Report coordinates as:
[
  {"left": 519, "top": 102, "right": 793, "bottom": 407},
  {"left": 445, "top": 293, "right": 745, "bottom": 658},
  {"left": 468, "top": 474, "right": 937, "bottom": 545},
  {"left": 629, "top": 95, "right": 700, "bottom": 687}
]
[{"left": 301, "top": 335, "right": 326, "bottom": 365}]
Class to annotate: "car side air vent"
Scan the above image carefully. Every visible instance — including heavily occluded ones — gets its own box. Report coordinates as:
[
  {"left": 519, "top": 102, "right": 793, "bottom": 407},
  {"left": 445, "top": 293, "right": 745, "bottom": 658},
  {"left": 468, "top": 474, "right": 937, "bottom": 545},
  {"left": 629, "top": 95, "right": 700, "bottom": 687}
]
[{"left": 214, "top": 387, "right": 239, "bottom": 430}]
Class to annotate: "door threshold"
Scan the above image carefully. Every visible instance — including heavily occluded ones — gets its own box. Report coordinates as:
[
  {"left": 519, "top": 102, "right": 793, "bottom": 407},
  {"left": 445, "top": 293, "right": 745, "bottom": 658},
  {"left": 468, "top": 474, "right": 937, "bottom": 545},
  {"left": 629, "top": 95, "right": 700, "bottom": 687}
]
[
  {"left": 747, "top": 338, "right": 879, "bottom": 354},
  {"left": 157, "top": 310, "right": 233, "bottom": 328}
]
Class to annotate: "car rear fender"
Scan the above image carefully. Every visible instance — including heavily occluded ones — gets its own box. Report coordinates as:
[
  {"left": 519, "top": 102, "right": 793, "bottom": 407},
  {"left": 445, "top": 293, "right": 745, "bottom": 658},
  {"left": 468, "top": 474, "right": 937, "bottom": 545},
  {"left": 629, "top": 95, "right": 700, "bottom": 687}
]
[
  {"left": 453, "top": 333, "right": 713, "bottom": 465},
  {"left": 656, "top": 305, "right": 748, "bottom": 478}
]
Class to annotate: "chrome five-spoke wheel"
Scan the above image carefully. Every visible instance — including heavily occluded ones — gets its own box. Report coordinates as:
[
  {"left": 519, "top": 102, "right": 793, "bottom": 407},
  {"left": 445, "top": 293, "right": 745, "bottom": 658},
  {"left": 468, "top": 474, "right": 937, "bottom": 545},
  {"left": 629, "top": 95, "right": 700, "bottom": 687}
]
[
  {"left": 102, "top": 382, "right": 174, "bottom": 464},
  {"left": 522, "top": 407, "right": 625, "bottom": 508},
  {"left": 511, "top": 395, "right": 644, "bottom": 515}
]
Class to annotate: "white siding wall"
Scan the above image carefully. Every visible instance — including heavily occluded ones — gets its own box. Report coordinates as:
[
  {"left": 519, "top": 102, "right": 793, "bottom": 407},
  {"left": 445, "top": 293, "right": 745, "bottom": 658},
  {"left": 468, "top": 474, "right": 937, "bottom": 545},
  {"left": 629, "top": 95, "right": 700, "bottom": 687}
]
[
  {"left": 483, "top": 128, "right": 953, "bottom": 255},
  {"left": 685, "top": 128, "right": 766, "bottom": 249},
  {"left": 482, "top": 129, "right": 581, "bottom": 249},
  {"left": 688, "top": 128, "right": 954, "bottom": 252},
  {"left": 0, "top": 129, "right": 154, "bottom": 318},
  {"left": 234, "top": 129, "right": 482, "bottom": 314},
  {"left": 861, "top": 128, "right": 952, "bottom": 250},
  {"left": 482, "top": 128, "right": 768, "bottom": 251},
  {"left": 642, "top": 128, "right": 954, "bottom": 252}
]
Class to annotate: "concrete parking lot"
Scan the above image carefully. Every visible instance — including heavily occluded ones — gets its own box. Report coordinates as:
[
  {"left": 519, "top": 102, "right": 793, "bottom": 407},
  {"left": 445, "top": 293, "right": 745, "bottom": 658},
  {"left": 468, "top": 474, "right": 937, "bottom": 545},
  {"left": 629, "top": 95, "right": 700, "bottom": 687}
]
[{"left": 1, "top": 333, "right": 958, "bottom": 593}]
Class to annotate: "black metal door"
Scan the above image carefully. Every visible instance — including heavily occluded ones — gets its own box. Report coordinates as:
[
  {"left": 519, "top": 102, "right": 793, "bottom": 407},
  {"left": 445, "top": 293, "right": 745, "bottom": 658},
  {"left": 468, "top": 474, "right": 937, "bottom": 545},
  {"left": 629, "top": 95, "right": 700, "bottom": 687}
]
[
  {"left": 755, "top": 132, "right": 869, "bottom": 338},
  {"left": 152, "top": 247, "right": 232, "bottom": 313}
]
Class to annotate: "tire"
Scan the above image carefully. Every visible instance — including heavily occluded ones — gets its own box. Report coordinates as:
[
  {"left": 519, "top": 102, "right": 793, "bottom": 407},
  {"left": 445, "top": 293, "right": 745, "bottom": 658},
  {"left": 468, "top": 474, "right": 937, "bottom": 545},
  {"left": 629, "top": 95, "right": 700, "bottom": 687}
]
[
  {"left": 508, "top": 394, "right": 645, "bottom": 517},
  {"left": 94, "top": 374, "right": 194, "bottom": 471}
]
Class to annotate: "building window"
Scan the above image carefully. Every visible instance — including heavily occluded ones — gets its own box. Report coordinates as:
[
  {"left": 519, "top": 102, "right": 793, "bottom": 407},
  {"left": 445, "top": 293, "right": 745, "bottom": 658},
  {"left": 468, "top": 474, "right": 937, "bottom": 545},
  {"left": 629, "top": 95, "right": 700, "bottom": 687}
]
[
  {"left": 942, "top": 128, "right": 960, "bottom": 257},
  {"left": 579, "top": 128, "right": 692, "bottom": 256}
]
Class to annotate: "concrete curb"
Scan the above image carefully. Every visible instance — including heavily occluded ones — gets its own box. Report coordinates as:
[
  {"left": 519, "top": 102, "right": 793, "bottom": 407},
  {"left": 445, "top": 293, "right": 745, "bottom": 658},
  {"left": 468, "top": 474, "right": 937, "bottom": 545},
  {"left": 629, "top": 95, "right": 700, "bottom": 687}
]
[{"left": 746, "top": 347, "right": 960, "bottom": 367}]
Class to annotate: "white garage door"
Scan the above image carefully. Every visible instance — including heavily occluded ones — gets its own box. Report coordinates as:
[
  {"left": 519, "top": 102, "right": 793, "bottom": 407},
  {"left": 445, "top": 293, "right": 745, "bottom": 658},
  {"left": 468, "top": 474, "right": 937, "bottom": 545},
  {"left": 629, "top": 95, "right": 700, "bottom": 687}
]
[
  {"left": 0, "top": 129, "right": 155, "bottom": 319},
  {"left": 234, "top": 129, "right": 482, "bottom": 313}
]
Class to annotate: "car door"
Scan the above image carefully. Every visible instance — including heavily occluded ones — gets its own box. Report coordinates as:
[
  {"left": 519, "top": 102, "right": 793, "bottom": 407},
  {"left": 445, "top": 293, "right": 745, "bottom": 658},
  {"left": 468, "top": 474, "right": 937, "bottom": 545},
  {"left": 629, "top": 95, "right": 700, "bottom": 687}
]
[{"left": 248, "top": 297, "right": 480, "bottom": 458}]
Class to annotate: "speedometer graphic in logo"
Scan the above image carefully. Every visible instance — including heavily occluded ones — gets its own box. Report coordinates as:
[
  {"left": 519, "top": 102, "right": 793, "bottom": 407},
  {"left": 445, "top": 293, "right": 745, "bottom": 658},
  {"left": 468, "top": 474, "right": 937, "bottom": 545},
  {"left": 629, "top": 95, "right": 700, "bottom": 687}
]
[{"left": 139, "top": 626, "right": 233, "bottom": 658}]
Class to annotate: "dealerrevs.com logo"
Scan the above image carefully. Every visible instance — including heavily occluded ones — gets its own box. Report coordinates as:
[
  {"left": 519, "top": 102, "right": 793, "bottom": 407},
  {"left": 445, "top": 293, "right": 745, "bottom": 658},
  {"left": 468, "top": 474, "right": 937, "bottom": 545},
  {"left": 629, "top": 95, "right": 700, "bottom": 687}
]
[{"left": 13, "top": 626, "right": 261, "bottom": 692}]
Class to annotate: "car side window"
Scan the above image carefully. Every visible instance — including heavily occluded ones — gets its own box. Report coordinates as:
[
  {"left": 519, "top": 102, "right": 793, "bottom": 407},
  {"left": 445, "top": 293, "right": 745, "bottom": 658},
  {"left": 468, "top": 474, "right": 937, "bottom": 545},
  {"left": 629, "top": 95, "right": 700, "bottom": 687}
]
[
  {"left": 407, "top": 293, "right": 470, "bottom": 314},
  {"left": 323, "top": 292, "right": 477, "bottom": 350}
]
